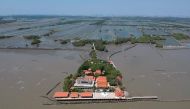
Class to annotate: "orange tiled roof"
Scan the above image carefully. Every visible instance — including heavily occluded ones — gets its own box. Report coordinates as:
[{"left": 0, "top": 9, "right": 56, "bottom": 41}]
[
  {"left": 70, "top": 92, "right": 79, "bottom": 98},
  {"left": 96, "top": 76, "right": 107, "bottom": 82},
  {"left": 96, "top": 76, "right": 108, "bottom": 88},
  {"left": 80, "top": 92, "right": 93, "bottom": 98},
  {"left": 53, "top": 92, "right": 69, "bottom": 98},
  {"left": 96, "top": 76, "right": 107, "bottom": 83},
  {"left": 97, "top": 81, "right": 108, "bottom": 88}
]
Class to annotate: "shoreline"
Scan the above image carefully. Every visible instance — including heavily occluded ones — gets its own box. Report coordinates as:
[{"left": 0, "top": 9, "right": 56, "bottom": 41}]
[
  {"left": 0, "top": 43, "right": 189, "bottom": 52},
  {"left": 0, "top": 47, "right": 90, "bottom": 51}
]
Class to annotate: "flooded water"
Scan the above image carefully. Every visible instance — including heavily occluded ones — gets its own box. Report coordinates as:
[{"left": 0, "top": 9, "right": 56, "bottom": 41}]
[
  {"left": 0, "top": 49, "right": 85, "bottom": 109},
  {"left": 0, "top": 45, "right": 190, "bottom": 109},
  {"left": 1, "top": 17, "right": 190, "bottom": 48},
  {"left": 112, "top": 44, "right": 190, "bottom": 100}
]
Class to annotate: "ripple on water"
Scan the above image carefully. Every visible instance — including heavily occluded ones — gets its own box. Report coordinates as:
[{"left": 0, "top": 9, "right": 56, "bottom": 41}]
[
  {"left": 36, "top": 78, "right": 47, "bottom": 86},
  {"left": 139, "top": 75, "right": 146, "bottom": 78},
  {"left": 19, "top": 86, "right": 24, "bottom": 90},
  {"left": 16, "top": 80, "right": 24, "bottom": 85}
]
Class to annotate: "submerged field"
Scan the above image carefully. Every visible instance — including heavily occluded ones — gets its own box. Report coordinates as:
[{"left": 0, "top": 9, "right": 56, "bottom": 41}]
[{"left": 0, "top": 16, "right": 190, "bottom": 48}]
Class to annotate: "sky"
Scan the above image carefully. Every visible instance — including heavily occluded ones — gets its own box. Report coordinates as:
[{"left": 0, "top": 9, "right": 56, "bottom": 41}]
[{"left": 0, "top": 0, "right": 190, "bottom": 17}]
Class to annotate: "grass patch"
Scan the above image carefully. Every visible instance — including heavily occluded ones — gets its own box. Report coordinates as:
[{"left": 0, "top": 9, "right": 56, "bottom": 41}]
[
  {"left": 72, "top": 39, "right": 107, "bottom": 51},
  {"left": 112, "top": 35, "right": 165, "bottom": 45},
  {"left": 72, "top": 35, "right": 166, "bottom": 49},
  {"left": 172, "top": 33, "right": 190, "bottom": 40},
  {"left": 23, "top": 35, "right": 41, "bottom": 45},
  {"left": 31, "top": 38, "right": 41, "bottom": 45}
]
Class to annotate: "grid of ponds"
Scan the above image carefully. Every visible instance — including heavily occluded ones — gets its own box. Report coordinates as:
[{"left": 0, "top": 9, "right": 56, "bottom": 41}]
[{"left": 0, "top": 17, "right": 189, "bottom": 48}]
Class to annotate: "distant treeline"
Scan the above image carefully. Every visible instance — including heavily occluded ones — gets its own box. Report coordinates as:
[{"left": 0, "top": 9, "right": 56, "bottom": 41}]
[
  {"left": 71, "top": 35, "right": 166, "bottom": 51},
  {"left": 90, "top": 20, "right": 106, "bottom": 25},
  {"left": 0, "top": 35, "right": 14, "bottom": 39},
  {"left": 0, "top": 20, "right": 16, "bottom": 24}
]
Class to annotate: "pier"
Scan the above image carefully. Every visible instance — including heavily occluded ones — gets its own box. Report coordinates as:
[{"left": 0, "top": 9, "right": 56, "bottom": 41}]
[{"left": 52, "top": 96, "right": 158, "bottom": 104}]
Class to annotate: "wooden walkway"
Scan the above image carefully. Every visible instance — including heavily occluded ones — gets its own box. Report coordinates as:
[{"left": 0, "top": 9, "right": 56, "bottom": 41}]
[{"left": 53, "top": 96, "right": 158, "bottom": 104}]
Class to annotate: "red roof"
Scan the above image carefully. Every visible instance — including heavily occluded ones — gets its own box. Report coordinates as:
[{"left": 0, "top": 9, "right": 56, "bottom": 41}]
[
  {"left": 53, "top": 92, "right": 69, "bottom": 98},
  {"left": 96, "top": 76, "right": 108, "bottom": 88},
  {"left": 96, "top": 76, "right": 107, "bottom": 83},
  {"left": 70, "top": 92, "right": 79, "bottom": 98},
  {"left": 94, "top": 69, "right": 102, "bottom": 75},
  {"left": 80, "top": 92, "right": 93, "bottom": 98},
  {"left": 115, "top": 88, "right": 124, "bottom": 97},
  {"left": 97, "top": 82, "right": 108, "bottom": 88}
]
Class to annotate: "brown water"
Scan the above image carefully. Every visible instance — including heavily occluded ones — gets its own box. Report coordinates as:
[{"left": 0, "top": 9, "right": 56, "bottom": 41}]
[
  {"left": 0, "top": 49, "right": 85, "bottom": 109},
  {"left": 0, "top": 45, "right": 190, "bottom": 109},
  {"left": 112, "top": 44, "right": 190, "bottom": 101}
]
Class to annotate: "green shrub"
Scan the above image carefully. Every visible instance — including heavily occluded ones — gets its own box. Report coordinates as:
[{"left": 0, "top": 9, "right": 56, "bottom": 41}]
[
  {"left": 89, "top": 50, "right": 97, "bottom": 59},
  {"left": 63, "top": 74, "right": 74, "bottom": 91},
  {"left": 71, "top": 88, "right": 84, "bottom": 92},
  {"left": 94, "top": 41, "right": 106, "bottom": 51},
  {"left": 31, "top": 38, "right": 41, "bottom": 45},
  {"left": 172, "top": 33, "right": 190, "bottom": 40},
  {"left": 114, "top": 37, "right": 131, "bottom": 44},
  {"left": 72, "top": 40, "right": 86, "bottom": 47},
  {"left": 60, "top": 39, "right": 70, "bottom": 44}
]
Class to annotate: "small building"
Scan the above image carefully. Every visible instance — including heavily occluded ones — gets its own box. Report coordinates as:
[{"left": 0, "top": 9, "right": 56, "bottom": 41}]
[
  {"left": 114, "top": 87, "right": 124, "bottom": 97},
  {"left": 70, "top": 92, "right": 79, "bottom": 98},
  {"left": 80, "top": 92, "right": 93, "bottom": 98},
  {"left": 53, "top": 92, "right": 69, "bottom": 98},
  {"left": 96, "top": 76, "right": 109, "bottom": 88},
  {"left": 73, "top": 76, "right": 95, "bottom": 88}
]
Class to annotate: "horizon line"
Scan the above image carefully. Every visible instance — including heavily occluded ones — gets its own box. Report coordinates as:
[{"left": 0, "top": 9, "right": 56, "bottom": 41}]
[{"left": 0, "top": 14, "right": 190, "bottom": 19}]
